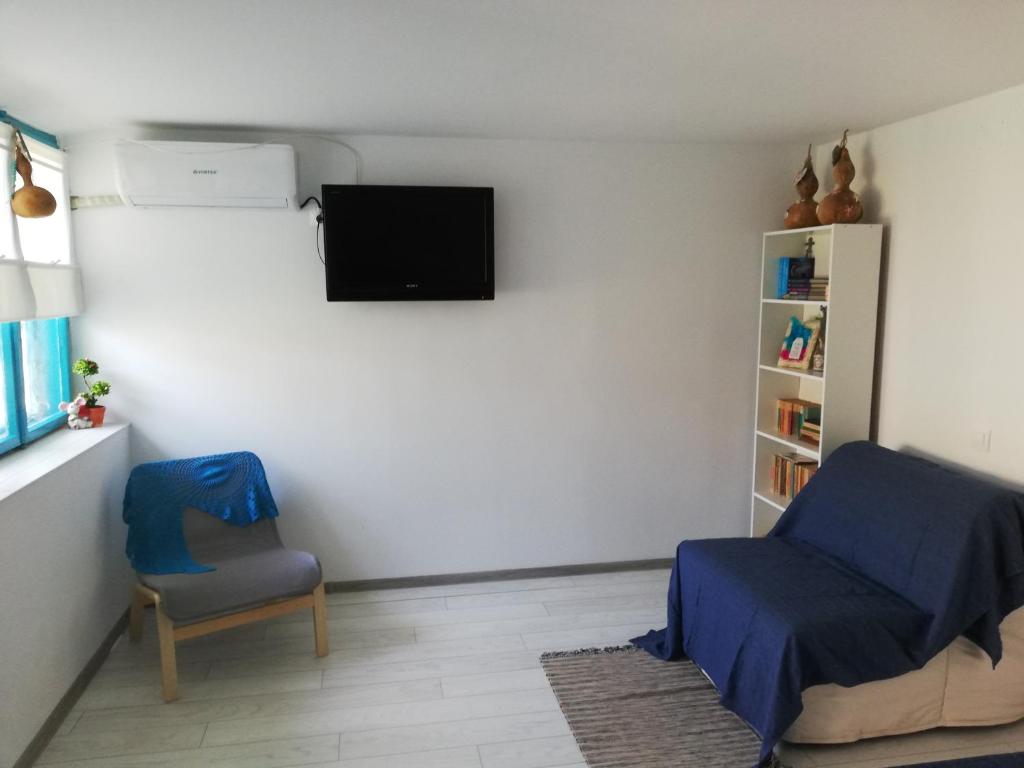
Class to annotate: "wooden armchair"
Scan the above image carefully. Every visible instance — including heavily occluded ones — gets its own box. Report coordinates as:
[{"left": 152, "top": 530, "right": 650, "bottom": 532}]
[{"left": 128, "top": 507, "right": 328, "bottom": 702}]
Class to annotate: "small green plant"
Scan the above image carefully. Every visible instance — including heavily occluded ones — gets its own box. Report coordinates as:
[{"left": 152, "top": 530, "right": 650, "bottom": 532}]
[{"left": 72, "top": 358, "right": 111, "bottom": 407}]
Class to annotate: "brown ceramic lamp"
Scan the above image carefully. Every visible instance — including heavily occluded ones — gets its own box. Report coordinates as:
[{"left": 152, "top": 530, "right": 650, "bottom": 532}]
[
  {"left": 784, "top": 145, "right": 820, "bottom": 229},
  {"left": 817, "top": 130, "right": 863, "bottom": 225},
  {"left": 11, "top": 139, "right": 57, "bottom": 219}
]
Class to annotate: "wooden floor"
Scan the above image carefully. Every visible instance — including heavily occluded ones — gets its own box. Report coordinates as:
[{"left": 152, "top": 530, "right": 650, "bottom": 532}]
[{"left": 38, "top": 569, "right": 1024, "bottom": 767}]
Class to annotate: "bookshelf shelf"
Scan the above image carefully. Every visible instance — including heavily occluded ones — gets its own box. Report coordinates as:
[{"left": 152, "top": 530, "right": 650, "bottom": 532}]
[
  {"left": 758, "top": 364, "right": 824, "bottom": 383},
  {"left": 749, "top": 224, "right": 882, "bottom": 536},
  {"left": 762, "top": 298, "right": 829, "bottom": 308},
  {"left": 755, "top": 429, "right": 820, "bottom": 459},
  {"left": 753, "top": 491, "right": 788, "bottom": 513},
  {"left": 763, "top": 223, "right": 835, "bottom": 237}
]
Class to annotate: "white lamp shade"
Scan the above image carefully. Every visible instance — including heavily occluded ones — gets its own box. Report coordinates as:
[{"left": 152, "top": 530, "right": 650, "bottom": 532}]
[
  {"left": 27, "top": 262, "right": 83, "bottom": 320},
  {"left": 0, "top": 260, "right": 37, "bottom": 322}
]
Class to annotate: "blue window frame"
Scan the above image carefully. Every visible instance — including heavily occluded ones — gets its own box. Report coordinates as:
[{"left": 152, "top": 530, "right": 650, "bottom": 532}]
[
  {"left": 1, "top": 114, "right": 73, "bottom": 455},
  {"left": 0, "top": 327, "right": 20, "bottom": 455},
  {"left": 0, "top": 318, "right": 71, "bottom": 455}
]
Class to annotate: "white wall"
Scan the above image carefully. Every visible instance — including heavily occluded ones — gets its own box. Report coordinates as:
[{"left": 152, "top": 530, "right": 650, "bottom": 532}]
[
  {"left": 68, "top": 133, "right": 793, "bottom": 580},
  {"left": 0, "top": 426, "right": 131, "bottom": 768},
  {"left": 813, "top": 84, "right": 1024, "bottom": 486}
]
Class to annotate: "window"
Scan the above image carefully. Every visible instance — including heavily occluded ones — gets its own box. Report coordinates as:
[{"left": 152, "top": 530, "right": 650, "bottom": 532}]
[
  {"left": 15, "top": 144, "right": 72, "bottom": 264},
  {"left": 0, "top": 121, "right": 76, "bottom": 456},
  {"left": 0, "top": 329, "right": 17, "bottom": 454},
  {"left": 0, "top": 319, "right": 71, "bottom": 454}
]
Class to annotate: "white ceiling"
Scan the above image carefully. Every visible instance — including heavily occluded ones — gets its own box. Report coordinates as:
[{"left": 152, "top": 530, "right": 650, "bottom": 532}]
[{"left": 3, "top": 0, "right": 1024, "bottom": 144}]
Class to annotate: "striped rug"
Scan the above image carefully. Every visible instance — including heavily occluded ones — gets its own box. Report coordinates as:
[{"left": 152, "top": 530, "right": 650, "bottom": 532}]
[{"left": 541, "top": 645, "right": 761, "bottom": 767}]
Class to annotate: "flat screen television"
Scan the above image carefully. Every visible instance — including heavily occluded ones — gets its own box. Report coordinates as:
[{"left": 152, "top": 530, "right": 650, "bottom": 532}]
[{"left": 322, "top": 184, "right": 494, "bottom": 301}]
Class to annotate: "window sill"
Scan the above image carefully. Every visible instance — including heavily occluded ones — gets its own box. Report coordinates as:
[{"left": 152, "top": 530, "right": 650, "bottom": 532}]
[{"left": 0, "top": 420, "right": 129, "bottom": 504}]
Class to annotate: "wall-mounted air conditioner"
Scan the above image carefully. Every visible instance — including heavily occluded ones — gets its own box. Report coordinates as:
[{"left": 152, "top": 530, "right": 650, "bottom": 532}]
[{"left": 113, "top": 140, "right": 296, "bottom": 208}]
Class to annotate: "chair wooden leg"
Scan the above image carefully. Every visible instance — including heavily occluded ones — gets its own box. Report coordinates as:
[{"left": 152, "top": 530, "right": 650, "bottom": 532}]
[
  {"left": 154, "top": 603, "right": 179, "bottom": 702},
  {"left": 129, "top": 586, "right": 147, "bottom": 642},
  {"left": 312, "top": 581, "right": 329, "bottom": 658}
]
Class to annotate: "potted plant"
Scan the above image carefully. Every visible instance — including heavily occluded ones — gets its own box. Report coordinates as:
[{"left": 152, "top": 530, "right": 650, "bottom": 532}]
[{"left": 72, "top": 358, "right": 111, "bottom": 427}]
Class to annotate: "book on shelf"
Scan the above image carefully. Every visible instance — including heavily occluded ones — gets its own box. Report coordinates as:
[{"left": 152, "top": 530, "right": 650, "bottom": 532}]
[
  {"left": 776, "top": 257, "right": 817, "bottom": 299},
  {"left": 800, "top": 420, "right": 821, "bottom": 446},
  {"left": 786, "top": 280, "right": 828, "bottom": 289},
  {"left": 769, "top": 452, "right": 818, "bottom": 499},
  {"left": 787, "top": 278, "right": 828, "bottom": 285},
  {"left": 775, "top": 398, "right": 821, "bottom": 437},
  {"left": 783, "top": 277, "right": 829, "bottom": 301},
  {"left": 776, "top": 258, "right": 790, "bottom": 298}
]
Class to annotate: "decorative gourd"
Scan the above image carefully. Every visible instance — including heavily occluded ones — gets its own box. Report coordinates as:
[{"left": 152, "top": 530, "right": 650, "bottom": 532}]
[
  {"left": 11, "top": 145, "right": 57, "bottom": 218},
  {"left": 784, "top": 145, "right": 820, "bottom": 229},
  {"left": 817, "top": 130, "right": 862, "bottom": 225}
]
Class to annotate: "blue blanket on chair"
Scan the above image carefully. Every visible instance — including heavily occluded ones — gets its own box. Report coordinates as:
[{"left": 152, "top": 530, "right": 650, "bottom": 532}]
[
  {"left": 632, "top": 442, "right": 1024, "bottom": 767},
  {"left": 123, "top": 451, "right": 279, "bottom": 574}
]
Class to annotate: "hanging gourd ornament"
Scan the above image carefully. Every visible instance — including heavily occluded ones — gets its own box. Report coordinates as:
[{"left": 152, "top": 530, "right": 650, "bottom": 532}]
[
  {"left": 784, "top": 145, "right": 821, "bottom": 229},
  {"left": 11, "top": 142, "right": 57, "bottom": 218},
  {"left": 817, "top": 130, "right": 863, "bottom": 225}
]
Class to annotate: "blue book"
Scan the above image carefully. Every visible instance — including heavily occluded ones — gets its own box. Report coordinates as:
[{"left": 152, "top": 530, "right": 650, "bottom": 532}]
[{"left": 777, "top": 257, "right": 790, "bottom": 299}]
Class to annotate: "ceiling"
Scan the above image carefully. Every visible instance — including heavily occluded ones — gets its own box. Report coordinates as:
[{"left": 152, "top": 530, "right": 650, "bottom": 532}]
[{"left": 3, "top": 0, "right": 1024, "bottom": 144}]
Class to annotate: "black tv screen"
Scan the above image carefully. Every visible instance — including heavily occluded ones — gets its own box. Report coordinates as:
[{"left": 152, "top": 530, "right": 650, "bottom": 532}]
[{"left": 322, "top": 184, "right": 494, "bottom": 301}]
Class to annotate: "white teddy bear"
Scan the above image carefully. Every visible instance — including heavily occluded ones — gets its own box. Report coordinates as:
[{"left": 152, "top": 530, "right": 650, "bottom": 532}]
[{"left": 59, "top": 396, "right": 93, "bottom": 429}]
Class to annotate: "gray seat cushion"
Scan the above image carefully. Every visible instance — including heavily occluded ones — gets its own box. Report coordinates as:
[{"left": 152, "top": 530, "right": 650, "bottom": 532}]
[
  {"left": 137, "top": 507, "right": 321, "bottom": 624},
  {"left": 139, "top": 548, "right": 322, "bottom": 624}
]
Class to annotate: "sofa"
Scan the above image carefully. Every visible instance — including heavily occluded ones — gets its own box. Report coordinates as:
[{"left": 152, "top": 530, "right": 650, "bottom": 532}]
[
  {"left": 633, "top": 441, "right": 1024, "bottom": 766},
  {"left": 789, "top": 606, "right": 1024, "bottom": 743}
]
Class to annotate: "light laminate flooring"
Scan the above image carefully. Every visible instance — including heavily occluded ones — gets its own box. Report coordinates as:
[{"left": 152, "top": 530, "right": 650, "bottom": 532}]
[{"left": 39, "top": 570, "right": 1024, "bottom": 767}]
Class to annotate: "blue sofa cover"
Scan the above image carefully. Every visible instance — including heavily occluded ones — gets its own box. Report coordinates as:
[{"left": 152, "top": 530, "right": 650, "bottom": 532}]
[{"left": 633, "top": 441, "right": 1024, "bottom": 767}]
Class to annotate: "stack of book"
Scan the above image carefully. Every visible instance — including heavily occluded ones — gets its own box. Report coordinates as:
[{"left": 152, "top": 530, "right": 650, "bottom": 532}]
[
  {"left": 783, "top": 276, "right": 829, "bottom": 301},
  {"left": 776, "top": 256, "right": 814, "bottom": 298},
  {"left": 800, "top": 420, "right": 821, "bottom": 446},
  {"left": 776, "top": 398, "right": 821, "bottom": 438},
  {"left": 770, "top": 452, "right": 818, "bottom": 499}
]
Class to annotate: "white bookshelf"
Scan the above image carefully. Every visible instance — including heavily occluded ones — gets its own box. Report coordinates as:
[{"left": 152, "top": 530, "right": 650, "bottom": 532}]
[{"left": 750, "top": 224, "right": 882, "bottom": 536}]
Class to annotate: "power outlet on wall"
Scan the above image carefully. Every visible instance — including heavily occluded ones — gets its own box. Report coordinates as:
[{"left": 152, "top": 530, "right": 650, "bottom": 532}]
[{"left": 971, "top": 429, "right": 992, "bottom": 453}]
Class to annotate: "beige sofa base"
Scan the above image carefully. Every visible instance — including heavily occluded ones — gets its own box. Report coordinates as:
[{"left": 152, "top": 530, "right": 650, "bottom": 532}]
[{"left": 784, "top": 609, "right": 1024, "bottom": 744}]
